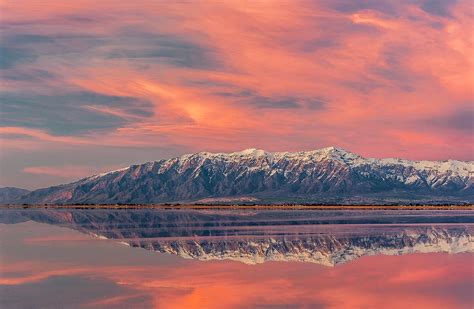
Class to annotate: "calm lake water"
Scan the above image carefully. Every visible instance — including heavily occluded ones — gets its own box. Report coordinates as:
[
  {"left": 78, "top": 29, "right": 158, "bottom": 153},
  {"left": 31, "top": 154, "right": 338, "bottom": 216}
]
[{"left": 0, "top": 208, "right": 473, "bottom": 308}]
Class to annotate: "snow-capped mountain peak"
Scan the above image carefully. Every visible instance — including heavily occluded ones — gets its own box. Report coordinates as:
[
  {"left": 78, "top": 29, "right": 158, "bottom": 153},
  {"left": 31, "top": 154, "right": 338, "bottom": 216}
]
[
  {"left": 237, "top": 148, "right": 266, "bottom": 156},
  {"left": 311, "top": 146, "right": 362, "bottom": 163}
]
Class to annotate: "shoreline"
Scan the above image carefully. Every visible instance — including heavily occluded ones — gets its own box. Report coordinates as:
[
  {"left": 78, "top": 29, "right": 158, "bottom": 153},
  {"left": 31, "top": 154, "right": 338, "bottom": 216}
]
[{"left": 1, "top": 204, "right": 473, "bottom": 210}]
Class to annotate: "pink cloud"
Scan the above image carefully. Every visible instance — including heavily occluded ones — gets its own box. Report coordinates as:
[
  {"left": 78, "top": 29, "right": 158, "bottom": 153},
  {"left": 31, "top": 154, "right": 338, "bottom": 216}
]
[{"left": 23, "top": 165, "right": 118, "bottom": 179}]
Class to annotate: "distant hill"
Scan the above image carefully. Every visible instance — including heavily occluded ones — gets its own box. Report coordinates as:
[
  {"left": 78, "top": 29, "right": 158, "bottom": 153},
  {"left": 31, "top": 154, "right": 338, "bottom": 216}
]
[
  {"left": 0, "top": 187, "right": 31, "bottom": 204},
  {"left": 11, "top": 147, "right": 474, "bottom": 205}
]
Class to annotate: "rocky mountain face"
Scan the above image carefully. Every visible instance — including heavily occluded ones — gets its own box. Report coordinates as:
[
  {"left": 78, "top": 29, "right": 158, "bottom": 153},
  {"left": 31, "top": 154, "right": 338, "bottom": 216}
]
[
  {"left": 0, "top": 187, "right": 30, "bottom": 204},
  {"left": 1, "top": 208, "right": 472, "bottom": 266},
  {"left": 12, "top": 147, "right": 474, "bottom": 204}
]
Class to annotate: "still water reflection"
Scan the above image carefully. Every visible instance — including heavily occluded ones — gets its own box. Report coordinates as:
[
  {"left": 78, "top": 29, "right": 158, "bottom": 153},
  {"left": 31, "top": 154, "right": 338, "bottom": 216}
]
[{"left": 0, "top": 209, "right": 473, "bottom": 308}]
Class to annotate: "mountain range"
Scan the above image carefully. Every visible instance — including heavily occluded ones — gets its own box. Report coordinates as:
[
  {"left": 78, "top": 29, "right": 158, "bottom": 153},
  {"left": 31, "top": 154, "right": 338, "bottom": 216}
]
[{"left": 2, "top": 147, "right": 473, "bottom": 204}]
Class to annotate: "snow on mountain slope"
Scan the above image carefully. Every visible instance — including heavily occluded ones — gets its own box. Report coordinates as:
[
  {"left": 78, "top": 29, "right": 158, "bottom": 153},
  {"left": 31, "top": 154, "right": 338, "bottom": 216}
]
[{"left": 16, "top": 147, "right": 473, "bottom": 204}]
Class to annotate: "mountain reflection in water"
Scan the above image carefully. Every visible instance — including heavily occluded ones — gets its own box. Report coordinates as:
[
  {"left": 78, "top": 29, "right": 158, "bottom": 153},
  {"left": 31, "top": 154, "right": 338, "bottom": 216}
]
[{"left": 1, "top": 208, "right": 472, "bottom": 266}]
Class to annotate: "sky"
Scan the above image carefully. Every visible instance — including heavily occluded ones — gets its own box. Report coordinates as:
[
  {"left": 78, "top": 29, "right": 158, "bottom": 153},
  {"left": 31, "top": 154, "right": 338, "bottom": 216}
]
[{"left": 0, "top": 0, "right": 473, "bottom": 189}]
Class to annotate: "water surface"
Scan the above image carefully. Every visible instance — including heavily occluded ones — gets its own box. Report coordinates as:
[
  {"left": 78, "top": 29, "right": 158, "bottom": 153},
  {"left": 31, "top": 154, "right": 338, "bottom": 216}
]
[{"left": 0, "top": 209, "right": 473, "bottom": 308}]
